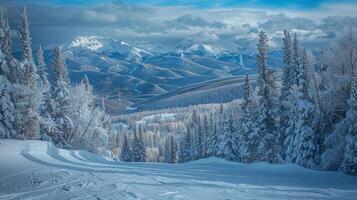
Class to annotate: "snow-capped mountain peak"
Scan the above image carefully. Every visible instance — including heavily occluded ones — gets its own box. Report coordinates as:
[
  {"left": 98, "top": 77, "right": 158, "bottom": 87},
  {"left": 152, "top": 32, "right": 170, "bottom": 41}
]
[
  {"left": 186, "top": 43, "right": 220, "bottom": 56},
  {"left": 69, "top": 36, "right": 104, "bottom": 52}
]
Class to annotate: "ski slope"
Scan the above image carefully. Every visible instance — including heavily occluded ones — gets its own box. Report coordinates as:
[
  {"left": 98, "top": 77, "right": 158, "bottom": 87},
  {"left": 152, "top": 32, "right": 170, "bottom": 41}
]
[{"left": 0, "top": 140, "right": 356, "bottom": 200}]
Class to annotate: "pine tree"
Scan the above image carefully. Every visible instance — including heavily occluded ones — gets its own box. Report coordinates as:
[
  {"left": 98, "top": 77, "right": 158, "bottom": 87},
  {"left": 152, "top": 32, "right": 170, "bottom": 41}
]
[
  {"left": 222, "top": 113, "right": 238, "bottom": 160},
  {"left": 179, "top": 125, "right": 192, "bottom": 162},
  {"left": 283, "top": 85, "right": 299, "bottom": 163},
  {"left": 120, "top": 132, "right": 132, "bottom": 162},
  {"left": 37, "top": 46, "right": 49, "bottom": 88},
  {"left": 339, "top": 78, "right": 357, "bottom": 175},
  {"left": 52, "top": 47, "right": 69, "bottom": 86},
  {"left": 14, "top": 7, "right": 41, "bottom": 140},
  {"left": 291, "top": 34, "right": 300, "bottom": 86},
  {"left": 255, "top": 30, "right": 280, "bottom": 163},
  {"left": 0, "top": 85, "right": 16, "bottom": 139},
  {"left": 239, "top": 75, "right": 257, "bottom": 162},
  {"left": 280, "top": 30, "right": 294, "bottom": 156},
  {"left": 0, "top": 49, "right": 16, "bottom": 139},
  {"left": 0, "top": 11, "right": 11, "bottom": 61},
  {"left": 36, "top": 46, "right": 56, "bottom": 140},
  {"left": 294, "top": 49, "right": 318, "bottom": 168},
  {"left": 52, "top": 47, "right": 71, "bottom": 146},
  {"left": 19, "top": 6, "right": 33, "bottom": 62},
  {"left": 202, "top": 114, "right": 209, "bottom": 158},
  {"left": 132, "top": 126, "right": 146, "bottom": 162},
  {"left": 164, "top": 136, "right": 176, "bottom": 163},
  {"left": 206, "top": 112, "right": 218, "bottom": 156}
]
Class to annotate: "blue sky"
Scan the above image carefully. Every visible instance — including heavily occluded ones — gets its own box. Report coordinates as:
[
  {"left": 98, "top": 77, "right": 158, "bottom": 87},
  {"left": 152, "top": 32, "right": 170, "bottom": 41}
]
[{"left": 14, "top": 0, "right": 357, "bottom": 9}]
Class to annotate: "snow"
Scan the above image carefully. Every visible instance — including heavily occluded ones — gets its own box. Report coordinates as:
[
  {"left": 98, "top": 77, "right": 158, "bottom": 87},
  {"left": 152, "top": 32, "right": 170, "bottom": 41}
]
[
  {"left": 68, "top": 36, "right": 152, "bottom": 63},
  {"left": 1, "top": 140, "right": 356, "bottom": 200},
  {"left": 69, "top": 36, "right": 104, "bottom": 52},
  {"left": 186, "top": 43, "right": 220, "bottom": 56}
]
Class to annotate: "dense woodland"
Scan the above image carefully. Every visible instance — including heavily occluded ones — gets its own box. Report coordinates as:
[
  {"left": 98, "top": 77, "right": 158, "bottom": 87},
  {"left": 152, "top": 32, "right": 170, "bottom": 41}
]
[{"left": 0, "top": 8, "right": 356, "bottom": 176}]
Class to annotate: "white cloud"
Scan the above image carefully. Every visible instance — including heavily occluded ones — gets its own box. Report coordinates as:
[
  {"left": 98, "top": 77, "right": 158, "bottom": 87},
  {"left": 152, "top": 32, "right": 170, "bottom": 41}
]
[{"left": 81, "top": 10, "right": 119, "bottom": 23}]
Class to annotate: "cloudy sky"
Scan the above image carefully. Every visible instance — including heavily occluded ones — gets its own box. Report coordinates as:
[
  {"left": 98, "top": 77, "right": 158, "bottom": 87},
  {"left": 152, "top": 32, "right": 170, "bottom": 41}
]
[{"left": 1, "top": 0, "right": 357, "bottom": 53}]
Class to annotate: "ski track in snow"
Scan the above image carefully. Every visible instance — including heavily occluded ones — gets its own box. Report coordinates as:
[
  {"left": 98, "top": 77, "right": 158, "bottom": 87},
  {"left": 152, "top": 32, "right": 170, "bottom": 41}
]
[{"left": 0, "top": 140, "right": 357, "bottom": 200}]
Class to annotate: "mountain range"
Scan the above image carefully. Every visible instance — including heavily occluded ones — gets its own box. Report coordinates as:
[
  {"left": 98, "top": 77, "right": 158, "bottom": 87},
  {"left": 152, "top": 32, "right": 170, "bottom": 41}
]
[{"left": 41, "top": 36, "right": 282, "bottom": 114}]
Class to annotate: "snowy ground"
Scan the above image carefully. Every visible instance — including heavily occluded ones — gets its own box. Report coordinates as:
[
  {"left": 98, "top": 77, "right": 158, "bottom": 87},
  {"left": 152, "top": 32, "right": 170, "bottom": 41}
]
[{"left": 0, "top": 140, "right": 356, "bottom": 200}]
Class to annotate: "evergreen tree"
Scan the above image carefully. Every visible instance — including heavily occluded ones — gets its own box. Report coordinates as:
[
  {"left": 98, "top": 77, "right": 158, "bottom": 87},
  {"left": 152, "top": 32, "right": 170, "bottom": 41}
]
[
  {"left": 132, "top": 126, "right": 146, "bottom": 162},
  {"left": 294, "top": 49, "right": 318, "bottom": 168},
  {"left": 291, "top": 34, "right": 300, "bottom": 85},
  {"left": 19, "top": 6, "right": 32, "bottom": 62},
  {"left": 37, "top": 46, "right": 56, "bottom": 140},
  {"left": 0, "top": 49, "right": 16, "bottom": 139},
  {"left": 164, "top": 136, "right": 176, "bottom": 163},
  {"left": 14, "top": 7, "right": 41, "bottom": 140},
  {"left": 222, "top": 113, "right": 238, "bottom": 160},
  {"left": 195, "top": 115, "right": 204, "bottom": 159},
  {"left": 283, "top": 85, "right": 299, "bottom": 163},
  {"left": 51, "top": 47, "right": 71, "bottom": 146},
  {"left": 206, "top": 112, "right": 218, "bottom": 156},
  {"left": 339, "top": 78, "right": 357, "bottom": 175},
  {"left": 202, "top": 114, "right": 209, "bottom": 158},
  {"left": 120, "top": 132, "right": 132, "bottom": 162},
  {"left": 0, "top": 11, "right": 11, "bottom": 60},
  {"left": 179, "top": 125, "right": 192, "bottom": 162},
  {"left": 255, "top": 30, "right": 280, "bottom": 163},
  {"left": 239, "top": 75, "right": 257, "bottom": 162},
  {"left": 37, "top": 46, "right": 49, "bottom": 88},
  {"left": 280, "top": 30, "right": 294, "bottom": 155}
]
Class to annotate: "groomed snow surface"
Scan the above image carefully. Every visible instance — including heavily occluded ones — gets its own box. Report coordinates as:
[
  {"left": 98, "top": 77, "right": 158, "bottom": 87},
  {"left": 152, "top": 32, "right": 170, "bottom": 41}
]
[{"left": 0, "top": 140, "right": 356, "bottom": 200}]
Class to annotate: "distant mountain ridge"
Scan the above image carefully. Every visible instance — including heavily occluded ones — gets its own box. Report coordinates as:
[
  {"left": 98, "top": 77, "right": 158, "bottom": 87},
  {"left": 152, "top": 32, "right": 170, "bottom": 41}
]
[{"left": 40, "top": 36, "right": 283, "bottom": 114}]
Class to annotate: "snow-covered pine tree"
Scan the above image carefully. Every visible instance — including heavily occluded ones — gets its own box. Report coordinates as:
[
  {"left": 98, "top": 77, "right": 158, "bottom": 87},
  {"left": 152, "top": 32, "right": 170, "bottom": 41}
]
[
  {"left": 255, "top": 30, "right": 280, "bottom": 163},
  {"left": 37, "top": 46, "right": 49, "bottom": 88},
  {"left": 294, "top": 49, "right": 318, "bottom": 168},
  {"left": 280, "top": 30, "right": 295, "bottom": 156},
  {"left": 283, "top": 85, "right": 299, "bottom": 163},
  {"left": 339, "top": 77, "right": 357, "bottom": 175},
  {"left": 164, "top": 136, "right": 176, "bottom": 163},
  {"left": 291, "top": 34, "right": 300, "bottom": 86},
  {"left": 14, "top": 7, "right": 42, "bottom": 140},
  {"left": 19, "top": 6, "right": 32, "bottom": 62},
  {"left": 51, "top": 47, "right": 72, "bottom": 146},
  {"left": 239, "top": 75, "right": 258, "bottom": 162},
  {"left": 222, "top": 112, "right": 238, "bottom": 161},
  {"left": 196, "top": 115, "right": 204, "bottom": 159},
  {"left": 132, "top": 126, "right": 146, "bottom": 162},
  {"left": 206, "top": 112, "right": 218, "bottom": 156},
  {"left": 202, "top": 114, "right": 209, "bottom": 158},
  {"left": 179, "top": 124, "right": 192, "bottom": 162},
  {"left": 120, "top": 132, "right": 132, "bottom": 162},
  {"left": 216, "top": 104, "right": 226, "bottom": 157},
  {"left": 0, "top": 84, "right": 16, "bottom": 139},
  {"left": 0, "top": 11, "right": 11, "bottom": 61},
  {"left": 37, "top": 46, "right": 56, "bottom": 140},
  {"left": 0, "top": 49, "right": 16, "bottom": 139}
]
